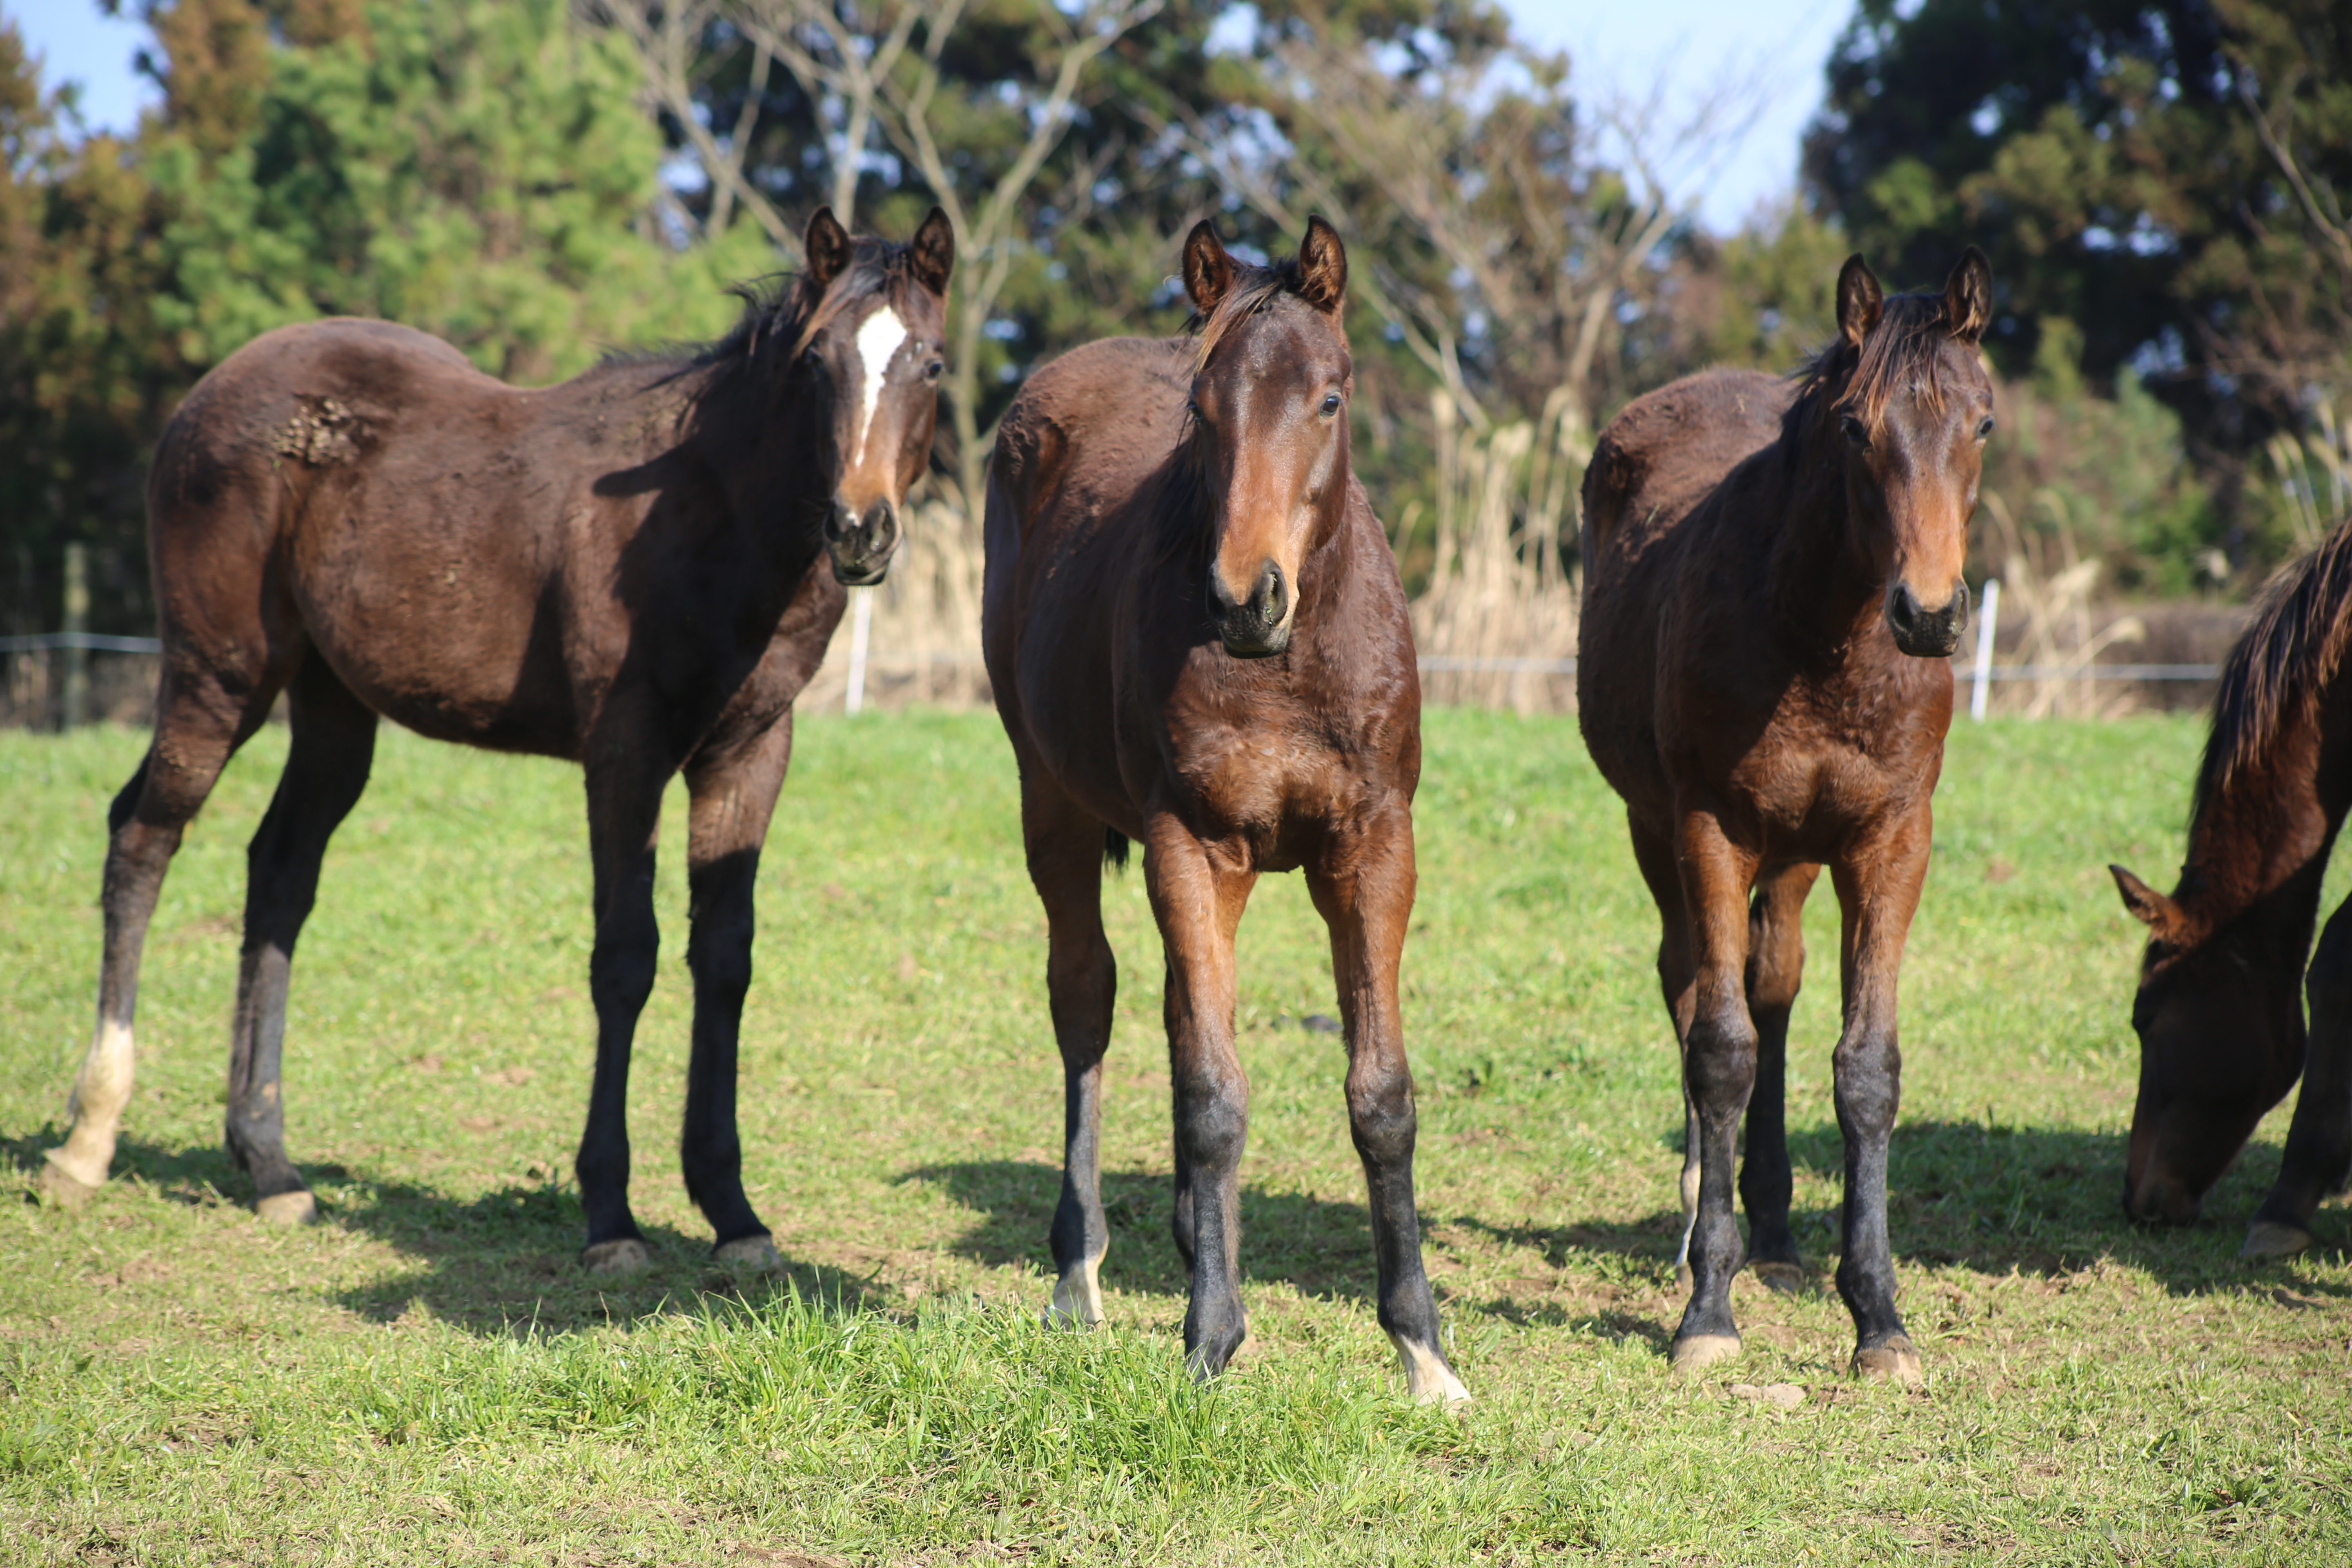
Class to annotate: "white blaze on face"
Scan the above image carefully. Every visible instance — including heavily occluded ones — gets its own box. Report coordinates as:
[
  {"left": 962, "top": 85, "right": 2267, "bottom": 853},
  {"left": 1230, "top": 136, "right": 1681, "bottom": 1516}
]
[{"left": 853, "top": 305, "right": 909, "bottom": 468}]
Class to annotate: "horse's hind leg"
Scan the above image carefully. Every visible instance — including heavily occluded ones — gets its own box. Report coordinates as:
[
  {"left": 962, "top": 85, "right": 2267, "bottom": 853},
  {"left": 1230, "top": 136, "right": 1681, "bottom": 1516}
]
[
  {"left": 677, "top": 717, "right": 794, "bottom": 1267},
  {"left": 44, "top": 664, "right": 281, "bottom": 1204},
  {"left": 224, "top": 656, "right": 377, "bottom": 1222},
  {"left": 1741, "top": 861, "right": 1820, "bottom": 1291},
  {"left": 1018, "top": 773, "right": 1119, "bottom": 1327},
  {"left": 1627, "top": 822, "right": 1700, "bottom": 1290},
  {"left": 2246, "top": 893, "right": 2352, "bottom": 1257},
  {"left": 1310, "top": 808, "right": 1467, "bottom": 1406}
]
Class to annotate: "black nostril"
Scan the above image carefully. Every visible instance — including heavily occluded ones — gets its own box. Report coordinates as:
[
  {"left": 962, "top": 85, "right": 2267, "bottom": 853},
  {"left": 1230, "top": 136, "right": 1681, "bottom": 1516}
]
[
  {"left": 1254, "top": 561, "right": 1287, "bottom": 626},
  {"left": 1889, "top": 584, "right": 1921, "bottom": 631}
]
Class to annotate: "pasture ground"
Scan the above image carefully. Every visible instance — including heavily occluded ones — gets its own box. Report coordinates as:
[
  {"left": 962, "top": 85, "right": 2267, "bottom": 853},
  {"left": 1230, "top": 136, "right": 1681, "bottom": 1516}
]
[{"left": 2, "top": 709, "right": 2348, "bottom": 1565}]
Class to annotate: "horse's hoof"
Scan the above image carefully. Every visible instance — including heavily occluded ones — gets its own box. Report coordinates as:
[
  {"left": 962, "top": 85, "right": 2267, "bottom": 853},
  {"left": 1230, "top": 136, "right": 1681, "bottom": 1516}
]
[
  {"left": 581, "top": 1238, "right": 653, "bottom": 1275},
  {"left": 1751, "top": 1260, "right": 1806, "bottom": 1294},
  {"left": 254, "top": 1191, "right": 317, "bottom": 1226},
  {"left": 1045, "top": 1260, "right": 1105, "bottom": 1329},
  {"left": 1670, "top": 1332, "right": 1741, "bottom": 1374},
  {"left": 38, "top": 1152, "right": 104, "bottom": 1209},
  {"left": 2241, "top": 1221, "right": 2314, "bottom": 1259},
  {"left": 712, "top": 1234, "right": 783, "bottom": 1273},
  {"left": 1851, "top": 1335, "right": 1924, "bottom": 1387},
  {"left": 1392, "top": 1334, "right": 1472, "bottom": 1410}
]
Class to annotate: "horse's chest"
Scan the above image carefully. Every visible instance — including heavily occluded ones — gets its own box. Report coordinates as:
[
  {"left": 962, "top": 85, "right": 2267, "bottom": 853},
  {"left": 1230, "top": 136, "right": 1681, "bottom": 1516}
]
[{"left": 1159, "top": 720, "right": 1365, "bottom": 860}]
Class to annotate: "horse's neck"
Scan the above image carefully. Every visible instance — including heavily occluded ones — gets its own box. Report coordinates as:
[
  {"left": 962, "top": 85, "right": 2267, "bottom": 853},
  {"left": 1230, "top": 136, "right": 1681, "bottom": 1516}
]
[
  {"left": 2183, "top": 701, "right": 2345, "bottom": 951},
  {"left": 1761, "top": 430, "right": 1880, "bottom": 649}
]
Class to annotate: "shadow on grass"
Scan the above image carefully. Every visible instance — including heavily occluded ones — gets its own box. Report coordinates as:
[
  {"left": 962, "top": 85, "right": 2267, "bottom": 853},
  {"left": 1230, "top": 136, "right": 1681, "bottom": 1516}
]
[
  {"left": 1450, "top": 1117, "right": 2348, "bottom": 1299},
  {"left": 900, "top": 1159, "right": 1395, "bottom": 1304},
  {"left": 4, "top": 1131, "right": 889, "bottom": 1339}
]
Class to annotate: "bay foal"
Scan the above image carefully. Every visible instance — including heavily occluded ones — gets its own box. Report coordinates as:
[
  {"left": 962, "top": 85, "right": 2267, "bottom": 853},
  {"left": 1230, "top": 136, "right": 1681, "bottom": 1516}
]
[
  {"left": 44, "top": 209, "right": 953, "bottom": 1272},
  {"left": 1579, "top": 250, "right": 1995, "bottom": 1382},
  {"left": 2112, "top": 515, "right": 2352, "bottom": 1255},
  {"left": 982, "top": 219, "right": 1466, "bottom": 1403}
]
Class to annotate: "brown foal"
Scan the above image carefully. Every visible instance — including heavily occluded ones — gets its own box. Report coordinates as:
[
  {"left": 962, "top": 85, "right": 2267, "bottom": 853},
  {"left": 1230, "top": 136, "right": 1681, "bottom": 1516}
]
[
  {"left": 43, "top": 209, "right": 953, "bottom": 1273},
  {"left": 1579, "top": 249, "right": 1996, "bottom": 1383},
  {"left": 2112, "top": 514, "right": 2352, "bottom": 1255},
  {"left": 981, "top": 218, "right": 1466, "bottom": 1403}
]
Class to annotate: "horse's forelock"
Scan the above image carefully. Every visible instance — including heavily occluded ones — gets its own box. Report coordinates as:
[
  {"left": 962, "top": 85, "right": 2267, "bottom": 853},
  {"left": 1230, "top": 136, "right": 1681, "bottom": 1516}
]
[{"left": 1187, "top": 257, "right": 1310, "bottom": 374}]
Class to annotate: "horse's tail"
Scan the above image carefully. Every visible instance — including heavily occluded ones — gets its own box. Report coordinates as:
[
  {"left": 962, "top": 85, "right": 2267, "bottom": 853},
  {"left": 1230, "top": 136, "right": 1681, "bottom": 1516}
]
[
  {"left": 2195, "top": 512, "right": 2352, "bottom": 819},
  {"left": 1103, "top": 828, "right": 1130, "bottom": 872}
]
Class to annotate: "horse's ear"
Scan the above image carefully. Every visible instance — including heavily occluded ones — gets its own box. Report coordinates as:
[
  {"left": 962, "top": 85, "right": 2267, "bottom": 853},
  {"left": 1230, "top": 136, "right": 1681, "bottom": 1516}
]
[
  {"left": 1836, "top": 253, "right": 1882, "bottom": 348},
  {"left": 909, "top": 206, "right": 955, "bottom": 298},
  {"left": 1183, "top": 218, "right": 1234, "bottom": 317},
  {"left": 1944, "top": 245, "right": 1992, "bottom": 345},
  {"left": 2111, "top": 865, "right": 2184, "bottom": 934},
  {"left": 1297, "top": 214, "right": 1347, "bottom": 314},
  {"left": 804, "top": 207, "right": 852, "bottom": 292}
]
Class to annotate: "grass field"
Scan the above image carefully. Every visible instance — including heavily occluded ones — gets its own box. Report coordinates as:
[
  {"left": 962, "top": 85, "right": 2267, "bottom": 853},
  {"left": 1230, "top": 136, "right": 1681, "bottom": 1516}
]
[{"left": 2, "top": 708, "right": 2348, "bottom": 1564}]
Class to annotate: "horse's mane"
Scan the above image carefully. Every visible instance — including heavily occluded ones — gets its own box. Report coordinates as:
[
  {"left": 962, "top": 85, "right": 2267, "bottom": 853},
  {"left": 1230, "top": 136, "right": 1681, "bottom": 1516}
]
[
  {"left": 1780, "top": 290, "right": 1965, "bottom": 460},
  {"left": 608, "top": 238, "right": 920, "bottom": 379},
  {"left": 2191, "top": 514, "right": 2352, "bottom": 823}
]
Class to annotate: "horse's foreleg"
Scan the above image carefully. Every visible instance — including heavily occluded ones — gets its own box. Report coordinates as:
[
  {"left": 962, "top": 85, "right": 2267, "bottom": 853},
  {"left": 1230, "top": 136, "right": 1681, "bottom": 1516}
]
[
  {"left": 1020, "top": 780, "right": 1119, "bottom": 1328},
  {"left": 1310, "top": 807, "right": 1466, "bottom": 1408},
  {"left": 2247, "top": 894, "right": 2352, "bottom": 1257},
  {"left": 1741, "top": 861, "right": 1820, "bottom": 1291},
  {"left": 45, "top": 674, "right": 264, "bottom": 1205},
  {"left": 679, "top": 719, "right": 795, "bottom": 1267},
  {"left": 1145, "top": 815, "right": 1254, "bottom": 1379},
  {"left": 1829, "top": 823, "right": 1929, "bottom": 1386},
  {"left": 225, "top": 657, "right": 377, "bottom": 1223},
  {"left": 1627, "top": 824, "right": 1698, "bottom": 1290},
  {"left": 576, "top": 736, "right": 672, "bottom": 1273},
  {"left": 1670, "top": 807, "right": 1762, "bottom": 1374}
]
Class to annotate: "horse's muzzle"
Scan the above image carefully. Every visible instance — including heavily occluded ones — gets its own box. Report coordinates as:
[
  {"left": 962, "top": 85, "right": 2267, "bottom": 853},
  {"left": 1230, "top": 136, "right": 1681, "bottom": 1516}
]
[
  {"left": 1208, "top": 557, "right": 1291, "bottom": 659},
  {"left": 1886, "top": 581, "right": 1968, "bottom": 658},
  {"left": 826, "top": 498, "right": 899, "bottom": 587}
]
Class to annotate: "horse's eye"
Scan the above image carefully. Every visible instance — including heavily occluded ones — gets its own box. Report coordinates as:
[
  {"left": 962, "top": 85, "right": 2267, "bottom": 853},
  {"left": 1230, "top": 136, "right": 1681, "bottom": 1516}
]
[
  {"left": 924, "top": 359, "right": 945, "bottom": 383},
  {"left": 1976, "top": 415, "right": 1996, "bottom": 440},
  {"left": 1320, "top": 392, "right": 1341, "bottom": 417},
  {"left": 1840, "top": 413, "right": 1869, "bottom": 448},
  {"left": 1187, "top": 399, "right": 1203, "bottom": 423}
]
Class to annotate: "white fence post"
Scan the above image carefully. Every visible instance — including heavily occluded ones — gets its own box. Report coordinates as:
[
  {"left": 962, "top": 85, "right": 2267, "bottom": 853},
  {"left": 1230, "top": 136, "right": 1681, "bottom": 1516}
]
[
  {"left": 844, "top": 586, "right": 874, "bottom": 716},
  {"left": 1970, "top": 578, "right": 2000, "bottom": 722}
]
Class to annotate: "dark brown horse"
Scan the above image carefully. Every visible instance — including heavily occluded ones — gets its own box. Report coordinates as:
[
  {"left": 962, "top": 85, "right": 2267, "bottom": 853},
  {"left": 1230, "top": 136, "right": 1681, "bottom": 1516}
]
[
  {"left": 2111, "top": 516, "right": 2352, "bottom": 1254},
  {"left": 1579, "top": 249, "right": 1996, "bottom": 1383},
  {"left": 42, "top": 209, "right": 954, "bottom": 1273},
  {"left": 981, "top": 218, "right": 1466, "bottom": 1403}
]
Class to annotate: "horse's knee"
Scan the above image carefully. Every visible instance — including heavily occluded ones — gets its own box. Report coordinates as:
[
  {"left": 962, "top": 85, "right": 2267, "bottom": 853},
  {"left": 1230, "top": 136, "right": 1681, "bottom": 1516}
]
[
  {"left": 1346, "top": 1063, "right": 1417, "bottom": 1167},
  {"left": 1832, "top": 1031, "right": 1901, "bottom": 1136},
  {"left": 1684, "top": 1010, "right": 1759, "bottom": 1107},
  {"left": 590, "top": 927, "right": 659, "bottom": 1016},
  {"left": 1173, "top": 1067, "right": 1247, "bottom": 1172},
  {"left": 688, "top": 914, "right": 755, "bottom": 1003}
]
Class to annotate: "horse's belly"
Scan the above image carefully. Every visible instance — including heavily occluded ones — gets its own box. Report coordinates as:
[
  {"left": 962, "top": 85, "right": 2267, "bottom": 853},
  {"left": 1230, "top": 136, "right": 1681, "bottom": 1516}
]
[{"left": 296, "top": 526, "right": 581, "bottom": 756}]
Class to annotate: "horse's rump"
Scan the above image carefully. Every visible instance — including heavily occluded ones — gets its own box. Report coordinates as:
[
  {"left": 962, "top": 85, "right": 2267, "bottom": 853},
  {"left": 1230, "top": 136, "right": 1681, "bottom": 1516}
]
[{"left": 1581, "top": 368, "right": 1790, "bottom": 568}]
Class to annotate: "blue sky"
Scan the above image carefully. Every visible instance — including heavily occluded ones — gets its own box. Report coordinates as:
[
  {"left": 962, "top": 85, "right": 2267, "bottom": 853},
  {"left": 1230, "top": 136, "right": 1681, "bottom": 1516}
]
[{"left": 9, "top": 0, "right": 1850, "bottom": 234}]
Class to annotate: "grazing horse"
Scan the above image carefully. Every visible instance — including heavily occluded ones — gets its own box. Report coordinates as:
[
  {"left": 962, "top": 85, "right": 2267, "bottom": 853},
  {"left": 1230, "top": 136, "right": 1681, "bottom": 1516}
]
[
  {"left": 981, "top": 218, "right": 1466, "bottom": 1404},
  {"left": 41, "top": 209, "right": 955, "bottom": 1273},
  {"left": 2111, "top": 515, "right": 2352, "bottom": 1255},
  {"left": 1579, "top": 249, "right": 1996, "bottom": 1383}
]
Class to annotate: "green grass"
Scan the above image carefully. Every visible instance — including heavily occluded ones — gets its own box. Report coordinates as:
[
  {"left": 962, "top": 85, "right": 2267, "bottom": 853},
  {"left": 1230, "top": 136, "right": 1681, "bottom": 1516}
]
[{"left": 2, "top": 709, "right": 2347, "bottom": 1564}]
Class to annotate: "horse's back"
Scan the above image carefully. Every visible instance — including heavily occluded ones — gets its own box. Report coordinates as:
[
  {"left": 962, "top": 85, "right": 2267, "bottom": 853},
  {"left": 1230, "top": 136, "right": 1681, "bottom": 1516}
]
[
  {"left": 1581, "top": 368, "right": 1788, "bottom": 568},
  {"left": 1578, "top": 368, "right": 1791, "bottom": 815},
  {"left": 984, "top": 335, "right": 1189, "bottom": 779},
  {"left": 988, "top": 335, "right": 1188, "bottom": 547}
]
